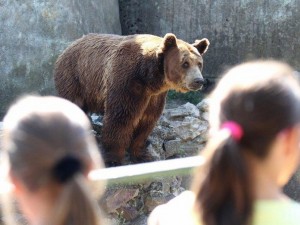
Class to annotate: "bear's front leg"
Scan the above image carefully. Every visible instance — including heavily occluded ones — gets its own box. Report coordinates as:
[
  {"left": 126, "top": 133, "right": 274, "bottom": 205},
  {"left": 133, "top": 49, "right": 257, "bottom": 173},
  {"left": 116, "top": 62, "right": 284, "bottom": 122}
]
[{"left": 129, "top": 92, "right": 167, "bottom": 163}]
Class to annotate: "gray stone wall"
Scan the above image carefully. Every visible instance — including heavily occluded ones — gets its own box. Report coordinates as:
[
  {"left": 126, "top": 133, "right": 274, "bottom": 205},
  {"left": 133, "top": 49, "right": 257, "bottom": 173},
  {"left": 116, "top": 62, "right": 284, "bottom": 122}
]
[
  {"left": 0, "top": 0, "right": 121, "bottom": 119},
  {"left": 3, "top": 0, "right": 299, "bottom": 118},
  {"left": 119, "top": 0, "right": 300, "bottom": 78}
]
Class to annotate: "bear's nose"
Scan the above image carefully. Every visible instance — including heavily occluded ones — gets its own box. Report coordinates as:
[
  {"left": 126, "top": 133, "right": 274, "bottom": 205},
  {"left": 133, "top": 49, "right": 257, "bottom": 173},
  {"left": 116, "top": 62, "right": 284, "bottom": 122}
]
[{"left": 193, "top": 78, "right": 205, "bottom": 85}]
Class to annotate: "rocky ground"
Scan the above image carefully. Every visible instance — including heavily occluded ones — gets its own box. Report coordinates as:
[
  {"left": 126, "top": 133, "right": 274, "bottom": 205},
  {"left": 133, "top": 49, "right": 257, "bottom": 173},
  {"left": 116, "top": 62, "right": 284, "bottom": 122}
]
[{"left": 96, "top": 100, "right": 210, "bottom": 224}]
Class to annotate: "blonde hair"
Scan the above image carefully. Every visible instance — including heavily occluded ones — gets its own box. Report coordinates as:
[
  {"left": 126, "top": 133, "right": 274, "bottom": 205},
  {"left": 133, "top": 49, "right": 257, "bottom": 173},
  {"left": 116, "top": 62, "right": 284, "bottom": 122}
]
[{"left": 1, "top": 95, "right": 105, "bottom": 225}]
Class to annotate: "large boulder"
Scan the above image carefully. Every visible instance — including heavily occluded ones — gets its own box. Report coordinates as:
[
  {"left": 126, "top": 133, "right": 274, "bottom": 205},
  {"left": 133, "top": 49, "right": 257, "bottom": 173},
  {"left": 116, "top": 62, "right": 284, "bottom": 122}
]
[{"left": 0, "top": 0, "right": 121, "bottom": 119}]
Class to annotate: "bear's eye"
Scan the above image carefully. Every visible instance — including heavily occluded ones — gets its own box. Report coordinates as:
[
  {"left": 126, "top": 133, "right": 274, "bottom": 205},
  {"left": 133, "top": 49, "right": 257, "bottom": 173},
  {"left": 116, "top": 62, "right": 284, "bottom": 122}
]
[{"left": 182, "top": 62, "right": 190, "bottom": 69}]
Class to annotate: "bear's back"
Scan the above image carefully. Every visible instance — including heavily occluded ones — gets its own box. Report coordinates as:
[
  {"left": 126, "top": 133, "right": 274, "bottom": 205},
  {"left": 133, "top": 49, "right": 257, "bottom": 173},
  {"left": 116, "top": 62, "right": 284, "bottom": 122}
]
[
  {"left": 54, "top": 33, "right": 164, "bottom": 113},
  {"left": 55, "top": 33, "right": 162, "bottom": 76}
]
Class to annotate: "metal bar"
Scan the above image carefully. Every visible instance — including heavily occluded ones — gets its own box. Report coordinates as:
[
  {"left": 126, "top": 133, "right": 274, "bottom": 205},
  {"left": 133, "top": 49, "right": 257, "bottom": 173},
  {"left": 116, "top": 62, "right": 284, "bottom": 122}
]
[
  {"left": 0, "top": 156, "right": 205, "bottom": 193},
  {"left": 89, "top": 156, "right": 204, "bottom": 185}
]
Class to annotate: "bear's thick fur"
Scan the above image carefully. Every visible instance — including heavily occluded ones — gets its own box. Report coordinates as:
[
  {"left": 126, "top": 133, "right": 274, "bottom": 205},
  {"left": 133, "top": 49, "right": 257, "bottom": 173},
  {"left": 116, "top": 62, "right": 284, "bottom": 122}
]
[{"left": 54, "top": 33, "right": 209, "bottom": 165}]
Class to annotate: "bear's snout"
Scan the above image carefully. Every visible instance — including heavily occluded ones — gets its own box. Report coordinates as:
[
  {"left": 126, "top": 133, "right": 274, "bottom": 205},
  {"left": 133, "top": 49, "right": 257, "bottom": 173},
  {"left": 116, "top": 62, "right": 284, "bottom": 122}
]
[
  {"left": 193, "top": 77, "right": 205, "bottom": 86},
  {"left": 183, "top": 67, "right": 205, "bottom": 91},
  {"left": 188, "top": 77, "right": 205, "bottom": 90}
]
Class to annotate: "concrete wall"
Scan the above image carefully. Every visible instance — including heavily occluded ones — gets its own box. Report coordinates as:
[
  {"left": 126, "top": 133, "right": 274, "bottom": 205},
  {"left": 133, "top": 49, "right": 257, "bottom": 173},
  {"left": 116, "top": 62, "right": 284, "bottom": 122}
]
[
  {"left": 119, "top": 0, "right": 300, "bottom": 78},
  {"left": 2, "top": 0, "right": 299, "bottom": 116},
  {"left": 0, "top": 0, "right": 121, "bottom": 119}
]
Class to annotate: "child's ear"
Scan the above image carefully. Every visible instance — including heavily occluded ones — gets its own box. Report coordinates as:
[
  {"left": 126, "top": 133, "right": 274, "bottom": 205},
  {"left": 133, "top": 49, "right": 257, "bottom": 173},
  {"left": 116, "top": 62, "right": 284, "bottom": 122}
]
[
  {"left": 278, "top": 125, "right": 300, "bottom": 168},
  {"left": 8, "top": 170, "right": 22, "bottom": 195},
  {"left": 290, "top": 125, "right": 300, "bottom": 158}
]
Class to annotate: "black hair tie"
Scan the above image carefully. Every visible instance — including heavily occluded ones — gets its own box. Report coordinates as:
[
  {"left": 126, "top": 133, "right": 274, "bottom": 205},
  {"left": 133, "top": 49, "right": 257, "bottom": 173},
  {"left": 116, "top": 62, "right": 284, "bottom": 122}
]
[{"left": 52, "top": 155, "right": 82, "bottom": 183}]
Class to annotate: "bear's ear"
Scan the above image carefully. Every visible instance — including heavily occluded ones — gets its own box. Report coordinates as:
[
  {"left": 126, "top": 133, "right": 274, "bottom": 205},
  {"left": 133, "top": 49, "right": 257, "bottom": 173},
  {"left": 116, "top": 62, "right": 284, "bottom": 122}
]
[
  {"left": 193, "top": 38, "right": 210, "bottom": 55},
  {"left": 162, "top": 33, "right": 177, "bottom": 51}
]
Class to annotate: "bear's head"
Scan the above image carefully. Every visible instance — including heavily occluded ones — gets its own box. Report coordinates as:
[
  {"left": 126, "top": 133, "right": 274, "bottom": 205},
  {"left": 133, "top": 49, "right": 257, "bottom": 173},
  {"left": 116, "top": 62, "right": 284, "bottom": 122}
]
[{"left": 159, "top": 33, "right": 210, "bottom": 93}]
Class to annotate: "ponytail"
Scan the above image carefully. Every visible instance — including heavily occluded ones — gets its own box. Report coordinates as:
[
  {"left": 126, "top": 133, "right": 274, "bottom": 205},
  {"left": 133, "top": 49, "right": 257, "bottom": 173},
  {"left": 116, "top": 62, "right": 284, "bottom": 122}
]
[
  {"left": 191, "top": 60, "right": 300, "bottom": 225},
  {"left": 51, "top": 175, "right": 102, "bottom": 225},
  {"left": 192, "top": 132, "right": 253, "bottom": 225}
]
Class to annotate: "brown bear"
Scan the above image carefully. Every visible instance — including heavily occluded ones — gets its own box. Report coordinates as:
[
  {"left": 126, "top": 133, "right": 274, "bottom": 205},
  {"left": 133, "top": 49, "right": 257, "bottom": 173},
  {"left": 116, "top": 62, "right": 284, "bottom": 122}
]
[{"left": 54, "top": 33, "right": 209, "bottom": 166}]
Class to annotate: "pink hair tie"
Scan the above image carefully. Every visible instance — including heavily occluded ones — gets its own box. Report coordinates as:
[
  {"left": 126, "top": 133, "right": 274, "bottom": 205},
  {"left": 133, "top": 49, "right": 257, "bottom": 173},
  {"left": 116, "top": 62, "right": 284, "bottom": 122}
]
[{"left": 221, "top": 121, "right": 243, "bottom": 141}]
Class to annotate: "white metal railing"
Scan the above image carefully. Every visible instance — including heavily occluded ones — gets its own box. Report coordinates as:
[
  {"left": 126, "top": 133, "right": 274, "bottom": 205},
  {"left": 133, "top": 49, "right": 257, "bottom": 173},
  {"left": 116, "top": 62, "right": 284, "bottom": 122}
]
[
  {"left": 0, "top": 156, "right": 205, "bottom": 193},
  {"left": 89, "top": 156, "right": 204, "bottom": 185}
]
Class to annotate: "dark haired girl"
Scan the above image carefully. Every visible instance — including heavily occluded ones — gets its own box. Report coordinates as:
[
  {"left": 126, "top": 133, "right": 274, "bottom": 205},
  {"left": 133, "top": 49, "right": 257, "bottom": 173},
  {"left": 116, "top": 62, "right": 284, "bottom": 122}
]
[{"left": 149, "top": 61, "right": 300, "bottom": 225}]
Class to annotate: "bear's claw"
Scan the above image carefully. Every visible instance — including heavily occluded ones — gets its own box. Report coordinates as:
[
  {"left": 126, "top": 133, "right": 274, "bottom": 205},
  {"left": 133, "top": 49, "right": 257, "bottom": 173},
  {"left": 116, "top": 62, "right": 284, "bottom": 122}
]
[
  {"left": 130, "top": 151, "right": 156, "bottom": 163},
  {"left": 105, "top": 161, "right": 122, "bottom": 167}
]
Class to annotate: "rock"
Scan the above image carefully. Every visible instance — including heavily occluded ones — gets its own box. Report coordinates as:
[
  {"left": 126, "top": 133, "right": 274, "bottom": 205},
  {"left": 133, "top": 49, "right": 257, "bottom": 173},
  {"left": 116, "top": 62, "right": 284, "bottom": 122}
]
[
  {"left": 164, "top": 139, "right": 204, "bottom": 159},
  {"left": 117, "top": 205, "right": 140, "bottom": 221},
  {"left": 103, "top": 217, "right": 120, "bottom": 225},
  {"left": 182, "top": 102, "right": 201, "bottom": 118},
  {"left": 91, "top": 114, "right": 103, "bottom": 135},
  {"left": 171, "top": 117, "right": 208, "bottom": 140},
  {"left": 100, "top": 174, "right": 187, "bottom": 223},
  {"left": 142, "top": 176, "right": 184, "bottom": 212},
  {"left": 91, "top": 114, "right": 103, "bottom": 126},
  {"left": 197, "top": 99, "right": 210, "bottom": 112},
  {"left": 180, "top": 175, "right": 193, "bottom": 190},
  {"left": 145, "top": 143, "right": 161, "bottom": 161},
  {"left": 102, "top": 188, "right": 139, "bottom": 213},
  {"left": 164, "top": 102, "right": 200, "bottom": 120},
  {"left": 193, "top": 134, "right": 208, "bottom": 144},
  {"left": 126, "top": 215, "right": 148, "bottom": 225},
  {"left": 151, "top": 122, "right": 177, "bottom": 140},
  {"left": 147, "top": 179, "right": 171, "bottom": 196},
  {"left": 201, "top": 111, "right": 209, "bottom": 121},
  {"left": 144, "top": 195, "right": 173, "bottom": 212},
  {"left": 172, "top": 187, "right": 186, "bottom": 197},
  {"left": 163, "top": 138, "right": 182, "bottom": 158},
  {"left": 169, "top": 177, "right": 183, "bottom": 195},
  {"left": 0, "top": 121, "right": 3, "bottom": 135}
]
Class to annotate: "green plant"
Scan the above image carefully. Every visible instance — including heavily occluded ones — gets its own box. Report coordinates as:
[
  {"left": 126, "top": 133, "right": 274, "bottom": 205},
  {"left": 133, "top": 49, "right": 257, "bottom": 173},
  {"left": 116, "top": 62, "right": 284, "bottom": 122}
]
[{"left": 167, "top": 90, "right": 205, "bottom": 104}]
